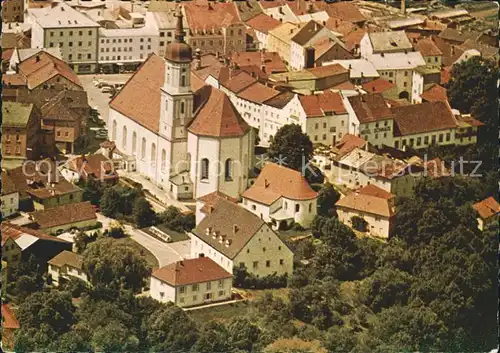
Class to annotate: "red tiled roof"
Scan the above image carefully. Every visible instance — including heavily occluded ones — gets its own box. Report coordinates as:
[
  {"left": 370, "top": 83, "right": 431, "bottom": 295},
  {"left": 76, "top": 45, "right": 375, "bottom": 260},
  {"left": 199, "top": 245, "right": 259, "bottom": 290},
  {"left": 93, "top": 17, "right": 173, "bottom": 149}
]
[
  {"left": 472, "top": 197, "right": 500, "bottom": 220},
  {"left": 325, "top": 17, "right": 357, "bottom": 37},
  {"left": 2, "top": 73, "right": 27, "bottom": 86},
  {"left": 231, "top": 51, "right": 287, "bottom": 74},
  {"left": 420, "top": 84, "right": 448, "bottom": 102},
  {"left": 342, "top": 28, "right": 366, "bottom": 51},
  {"left": 29, "top": 201, "right": 97, "bottom": 229},
  {"left": 362, "top": 78, "right": 395, "bottom": 93},
  {"left": 299, "top": 91, "right": 346, "bottom": 118},
  {"left": 392, "top": 101, "right": 458, "bottom": 136},
  {"left": 336, "top": 184, "right": 394, "bottom": 218},
  {"left": 198, "top": 191, "right": 238, "bottom": 214},
  {"left": 221, "top": 71, "right": 257, "bottom": 93},
  {"left": 110, "top": 54, "right": 164, "bottom": 133},
  {"left": 306, "top": 63, "right": 348, "bottom": 78},
  {"left": 331, "top": 80, "right": 356, "bottom": 90},
  {"left": 242, "top": 162, "right": 317, "bottom": 205},
  {"left": 188, "top": 85, "right": 250, "bottom": 138},
  {"left": 246, "top": 13, "right": 281, "bottom": 34},
  {"left": 17, "top": 51, "right": 81, "bottom": 89},
  {"left": 238, "top": 82, "right": 280, "bottom": 104},
  {"left": 440, "top": 66, "right": 452, "bottom": 85},
  {"left": 2, "top": 48, "right": 14, "bottom": 62},
  {"left": 333, "top": 134, "right": 368, "bottom": 159},
  {"left": 347, "top": 93, "right": 394, "bottom": 124},
  {"left": 318, "top": 2, "right": 365, "bottom": 23},
  {"left": 67, "top": 154, "right": 118, "bottom": 181},
  {"left": 415, "top": 37, "right": 443, "bottom": 56},
  {"left": 184, "top": 1, "right": 241, "bottom": 30},
  {"left": 2, "top": 304, "right": 20, "bottom": 330},
  {"left": 2, "top": 222, "right": 71, "bottom": 247},
  {"left": 152, "top": 257, "right": 232, "bottom": 286}
]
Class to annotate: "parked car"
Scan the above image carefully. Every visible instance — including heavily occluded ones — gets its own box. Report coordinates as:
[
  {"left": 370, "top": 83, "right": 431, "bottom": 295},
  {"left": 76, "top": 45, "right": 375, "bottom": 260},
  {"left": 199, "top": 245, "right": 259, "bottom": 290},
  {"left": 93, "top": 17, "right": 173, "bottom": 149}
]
[{"left": 101, "top": 86, "right": 113, "bottom": 93}]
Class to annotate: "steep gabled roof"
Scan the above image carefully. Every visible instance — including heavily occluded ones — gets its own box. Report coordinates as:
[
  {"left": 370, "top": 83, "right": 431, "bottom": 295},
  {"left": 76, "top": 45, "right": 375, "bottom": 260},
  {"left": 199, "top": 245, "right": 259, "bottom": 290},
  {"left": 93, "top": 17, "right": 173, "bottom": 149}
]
[
  {"left": 246, "top": 12, "right": 281, "bottom": 34},
  {"left": 299, "top": 91, "right": 346, "bottom": 118},
  {"left": 48, "top": 250, "right": 83, "bottom": 269},
  {"left": 29, "top": 201, "right": 97, "bottom": 229},
  {"left": 348, "top": 93, "right": 394, "bottom": 124},
  {"left": 188, "top": 85, "right": 250, "bottom": 138},
  {"left": 472, "top": 197, "right": 500, "bottom": 220},
  {"left": 336, "top": 184, "right": 395, "bottom": 218}
]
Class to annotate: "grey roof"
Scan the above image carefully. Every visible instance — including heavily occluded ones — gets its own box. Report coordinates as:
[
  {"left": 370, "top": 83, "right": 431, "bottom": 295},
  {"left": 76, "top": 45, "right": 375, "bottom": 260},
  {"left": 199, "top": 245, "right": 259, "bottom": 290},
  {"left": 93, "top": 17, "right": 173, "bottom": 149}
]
[
  {"left": 29, "top": 3, "right": 99, "bottom": 29},
  {"left": 369, "top": 31, "right": 413, "bottom": 53}
]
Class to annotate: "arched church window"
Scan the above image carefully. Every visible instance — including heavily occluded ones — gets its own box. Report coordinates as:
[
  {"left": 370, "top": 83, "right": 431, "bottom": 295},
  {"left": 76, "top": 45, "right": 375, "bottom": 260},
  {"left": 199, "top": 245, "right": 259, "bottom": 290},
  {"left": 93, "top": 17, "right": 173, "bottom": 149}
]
[
  {"left": 141, "top": 137, "right": 146, "bottom": 160},
  {"left": 225, "top": 159, "right": 233, "bottom": 181},
  {"left": 122, "top": 126, "right": 127, "bottom": 149},
  {"left": 181, "top": 75, "right": 186, "bottom": 86},
  {"left": 167, "top": 73, "right": 170, "bottom": 84},
  {"left": 165, "top": 100, "right": 168, "bottom": 111},
  {"left": 132, "top": 132, "right": 137, "bottom": 155},
  {"left": 161, "top": 149, "right": 166, "bottom": 171},
  {"left": 112, "top": 120, "right": 117, "bottom": 140},
  {"left": 151, "top": 143, "right": 156, "bottom": 166},
  {"left": 201, "top": 158, "right": 209, "bottom": 180},
  {"left": 180, "top": 102, "right": 185, "bottom": 114}
]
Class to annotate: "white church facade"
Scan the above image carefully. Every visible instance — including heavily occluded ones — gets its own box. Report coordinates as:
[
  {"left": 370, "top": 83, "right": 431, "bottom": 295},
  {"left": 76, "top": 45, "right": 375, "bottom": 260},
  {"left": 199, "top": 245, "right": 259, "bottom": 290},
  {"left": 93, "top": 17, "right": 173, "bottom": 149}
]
[{"left": 107, "top": 9, "right": 254, "bottom": 200}]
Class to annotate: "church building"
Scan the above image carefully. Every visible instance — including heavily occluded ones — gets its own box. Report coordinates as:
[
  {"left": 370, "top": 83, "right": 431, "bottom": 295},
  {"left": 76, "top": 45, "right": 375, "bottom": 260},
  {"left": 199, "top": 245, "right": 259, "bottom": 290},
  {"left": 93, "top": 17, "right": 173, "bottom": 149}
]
[{"left": 107, "top": 8, "right": 254, "bottom": 200}]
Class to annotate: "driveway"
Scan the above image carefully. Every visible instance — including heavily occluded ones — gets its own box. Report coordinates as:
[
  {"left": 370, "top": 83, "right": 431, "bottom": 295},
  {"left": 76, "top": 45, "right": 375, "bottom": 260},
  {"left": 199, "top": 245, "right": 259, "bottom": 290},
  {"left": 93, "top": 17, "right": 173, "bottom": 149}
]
[{"left": 97, "top": 213, "right": 190, "bottom": 267}]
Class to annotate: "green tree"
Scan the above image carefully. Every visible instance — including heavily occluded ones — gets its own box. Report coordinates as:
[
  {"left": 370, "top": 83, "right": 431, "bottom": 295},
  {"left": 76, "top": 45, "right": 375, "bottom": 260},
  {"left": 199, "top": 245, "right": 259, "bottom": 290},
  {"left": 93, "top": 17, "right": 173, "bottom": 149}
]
[
  {"left": 322, "top": 326, "right": 357, "bottom": 353},
  {"left": 91, "top": 321, "right": 140, "bottom": 352},
  {"left": 100, "top": 187, "right": 121, "bottom": 217},
  {"left": 74, "top": 230, "right": 98, "bottom": 253},
  {"left": 227, "top": 317, "right": 261, "bottom": 352},
  {"left": 82, "top": 238, "right": 151, "bottom": 293},
  {"left": 359, "top": 267, "right": 414, "bottom": 313},
  {"left": 316, "top": 182, "right": 340, "bottom": 217},
  {"left": 132, "top": 198, "right": 156, "bottom": 228},
  {"left": 268, "top": 124, "right": 313, "bottom": 172},
  {"left": 17, "top": 291, "right": 75, "bottom": 334},
  {"left": 192, "top": 321, "right": 231, "bottom": 353},
  {"left": 157, "top": 206, "right": 195, "bottom": 232},
  {"left": 146, "top": 304, "right": 198, "bottom": 352},
  {"left": 52, "top": 330, "right": 92, "bottom": 352}
]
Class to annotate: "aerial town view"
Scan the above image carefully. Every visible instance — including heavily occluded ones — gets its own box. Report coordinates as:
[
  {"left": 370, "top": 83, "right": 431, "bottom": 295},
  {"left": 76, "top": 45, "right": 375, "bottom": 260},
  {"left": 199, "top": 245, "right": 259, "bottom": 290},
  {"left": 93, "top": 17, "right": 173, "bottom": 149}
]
[{"left": 1, "top": 0, "right": 498, "bottom": 352}]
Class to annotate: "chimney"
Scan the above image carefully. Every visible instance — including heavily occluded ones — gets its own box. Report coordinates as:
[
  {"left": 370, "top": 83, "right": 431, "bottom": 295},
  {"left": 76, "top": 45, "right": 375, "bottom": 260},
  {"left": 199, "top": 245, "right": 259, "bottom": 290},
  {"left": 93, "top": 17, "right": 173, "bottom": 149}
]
[
  {"left": 381, "top": 52, "right": 385, "bottom": 57},
  {"left": 451, "top": 45, "right": 455, "bottom": 55},
  {"left": 279, "top": 6, "right": 284, "bottom": 15},
  {"left": 35, "top": 55, "right": 40, "bottom": 63},
  {"left": 264, "top": 179, "right": 270, "bottom": 188},
  {"left": 251, "top": 71, "right": 256, "bottom": 78},
  {"left": 179, "top": 260, "right": 184, "bottom": 266},
  {"left": 307, "top": 3, "right": 313, "bottom": 14},
  {"left": 233, "top": 224, "right": 239, "bottom": 235},
  {"left": 290, "top": 28, "right": 294, "bottom": 35},
  {"left": 208, "top": 2, "right": 213, "bottom": 10},
  {"left": 260, "top": 65, "right": 266, "bottom": 73},
  {"left": 401, "top": 0, "right": 406, "bottom": 15}
]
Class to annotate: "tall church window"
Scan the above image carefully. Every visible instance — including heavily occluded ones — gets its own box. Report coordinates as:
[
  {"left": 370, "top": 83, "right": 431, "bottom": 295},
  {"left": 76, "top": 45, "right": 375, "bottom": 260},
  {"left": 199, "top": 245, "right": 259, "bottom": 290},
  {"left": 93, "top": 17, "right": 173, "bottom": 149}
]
[
  {"left": 112, "top": 120, "right": 117, "bottom": 140},
  {"left": 181, "top": 75, "right": 186, "bottom": 86},
  {"left": 201, "top": 158, "right": 209, "bottom": 180},
  {"left": 141, "top": 138, "right": 146, "bottom": 160},
  {"left": 167, "top": 74, "right": 170, "bottom": 85},
  {"left": 165, "top": 100, "right": 168, "bottom": 111},
  {"left": 122, "top": 126, "right": 127, "bottom": 149},
  {"left": 132, "top": 132, "right": 137, "bottom": 155},
  {"left": 225, "top": 159, "right": 233, "bottom": 181},
  {"left": 151, "top": 143, "right": 156, "bottom": 166},
  {"left": 161, "top": 149, "right": 167, "bottom": 171},
  {"left": 180, "top": 102, "right": 185, "bottom": 114}
]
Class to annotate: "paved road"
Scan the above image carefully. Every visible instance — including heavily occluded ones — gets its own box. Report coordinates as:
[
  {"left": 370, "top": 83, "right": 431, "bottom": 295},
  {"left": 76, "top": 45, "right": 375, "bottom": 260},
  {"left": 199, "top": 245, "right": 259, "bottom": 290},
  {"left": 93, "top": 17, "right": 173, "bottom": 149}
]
[{"left": 97, "top": 213, "right": 191, "bottom": 267}]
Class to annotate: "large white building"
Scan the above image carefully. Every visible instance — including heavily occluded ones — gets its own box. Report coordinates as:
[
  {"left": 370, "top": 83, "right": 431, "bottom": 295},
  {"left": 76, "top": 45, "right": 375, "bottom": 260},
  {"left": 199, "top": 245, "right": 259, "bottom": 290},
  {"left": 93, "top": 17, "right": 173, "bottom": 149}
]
[
  {"left": 242, "top": 162, "right": 318, "bottom": 229},
  {"left": 150, "top": 257, "right": 232, "bottom": 308},
  {"left": 190, "top": 198, "right": 294, "bottom": 278},
  {"left": 108, "top": 10, "right": 254, "bottom": 200},
  {"left": 28, "top": 2, "right": 100, "bottom": 73}
]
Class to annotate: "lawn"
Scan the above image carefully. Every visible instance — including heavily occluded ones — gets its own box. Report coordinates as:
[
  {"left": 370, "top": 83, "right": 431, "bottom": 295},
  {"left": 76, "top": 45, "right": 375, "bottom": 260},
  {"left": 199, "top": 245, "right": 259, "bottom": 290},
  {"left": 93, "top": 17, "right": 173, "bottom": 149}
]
[
  {"left": 188, "top": 301, "right": 251, "bottom": 323},
  {"left": 115, "top": 237, "right": 159, "bottom": 269}
]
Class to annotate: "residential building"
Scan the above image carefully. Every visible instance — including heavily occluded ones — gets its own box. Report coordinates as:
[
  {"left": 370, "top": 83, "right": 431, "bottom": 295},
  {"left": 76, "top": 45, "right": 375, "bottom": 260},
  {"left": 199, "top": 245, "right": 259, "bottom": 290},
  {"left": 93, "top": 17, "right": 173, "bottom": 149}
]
[
  {"left": 360, "top": 31, "right": 426, "bottom": 99},
  {"left": 411, "top": 65, "right": 442, "bottom": 104},
  {"left": 391, "top": 101, "right": 463, "bottom": 150},
  {"left": 298, "top": 90, "right": 349, "bottom": 146},
  {"left": 98, "top": 12, "right": 160, "bottom": 73},
  {"left": 361, "top": 78, "right": 399, "bottom": 100},
  {"left": 336, "top": 184, "right": 396, "bottom": 238},
  {"left": 1, "top": 21, "right": 31, "bottom": 50},
  {"left": 472, "top": 197, "right": 500, "bottom": 231},
  {"left": 190, "top": 198, "right": 294, "bottom": 277},
  {"left": 242, "top": 162, "right": 318, "bottom": 229},
  {"left": 330, "top": 147, "right": 422, "bottom": 197},
  {"left": 1, "top": 171, "right": 20, "bottom": 219},
  {"left": 246, "top": 13, "right": 282, "bottom": 50},
  {"left": 2, "top": 102, "right": 42, "bottom": 167},
  {"left": 2, "top": 0, "right": 24, "bottom": 23},
  {"left": 108, "top": 11, "right": 254, "bottom": 201},
  {"left": 61, "top": 153, "right": 118, "bottom": 183},
  {"left": 323, "top": 58, "right": 379, "bottom": 84},
  {"left": 454, "top": 114, "right": 484, "bottom": 146},
  {"left": 150, "top": 10, "right": 179, "bottom": 57},
  {"left": 230, "top": 51, "right": 288, "bottom": 76},
  {"left": 312, "top": 37, "right": 355, "bottom": 66},
  {"left": 48, "top": 250, "right": 88, "bottom": 286},
  {"left": 1, "top": 222, "right": 72, "bottom": 267},
  {"left": 412, "top": 37, "right": 443, "bottom": 66},
  {"left": 29, "top": 201, "right": 97, "bottom": 234},
  {"left": 150, "top": 257, "right": 233, "bottom": 307},
  {"left": 183, "top": 1, "right": 246, "bottom": 56},
  {"left": 29, "top": 2, "right": 100, "bottom": 73},
  {"left": 346, "top": 93, "right": 395, "bottom": 148},
  {"left": 269, "top": 64, "right": 350, "bottom": 93},
  {"left": 268, "top": 22, "right": 299, "bottom": 65},
  {"left": 2, "top": 304, "right": 20, "bottom": 351},
  {"left": 8, "top": 47, "right": 63, "bottom": 72}
]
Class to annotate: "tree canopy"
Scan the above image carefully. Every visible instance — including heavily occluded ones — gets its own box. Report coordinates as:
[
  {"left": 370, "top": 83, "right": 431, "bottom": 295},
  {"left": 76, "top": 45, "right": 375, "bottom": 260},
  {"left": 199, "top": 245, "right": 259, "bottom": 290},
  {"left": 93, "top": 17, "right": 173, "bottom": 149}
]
[{"left": 268, "top": 124, "right": 313, "bottom": 172}]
